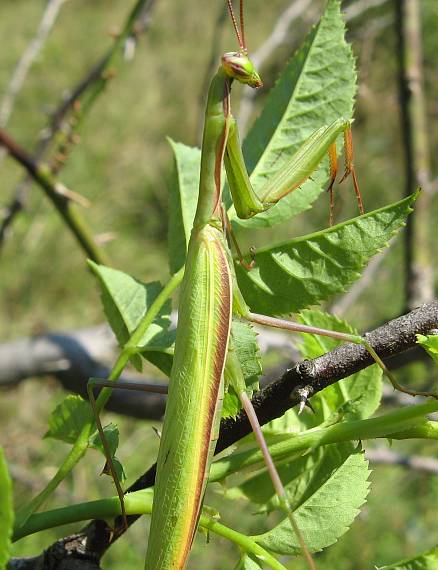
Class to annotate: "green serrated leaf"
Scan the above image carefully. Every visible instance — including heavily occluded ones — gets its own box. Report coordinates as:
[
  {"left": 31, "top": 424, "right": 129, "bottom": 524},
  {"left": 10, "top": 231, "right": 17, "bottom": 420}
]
[
  {"left": 231, "top": 320, "right": 262, "bottom": 383},
  {"left": 89, "top": 423, "right": 126, "bottom": 482},
  {"left": 88, "top": 262, "right": 172, "bottom": 370},
  {"left": 0, "top": 447, "right": 13, "bottom": 570},
  {"left": 223, "top": 320, "right": 262, "bottom": 418},
  {"left": 378, "top": 546, "right": 438, "bottom": 569},
  {"left": 235, "top": 193, "right": 417, "bottom": 315},
  {"left": 45, "top": 395, "right": 92, "bottom": 444},
  {"left": 229, "top": 0, "right": 356, "bottom": 229},
  {"left": 417, "top": 334, "right": 438, "bottom": 365},
  {"left": 141, "top": 328, "right": 176, "bottom": 376},
  {"left": 254, "top": 445, "right": 370, "bottom": 555},
  {"left": 167, "top": 139, "right": 200, "bottom": 273},
  {"left": 89, "top": 422, "right": 119, "bottom": 456}
]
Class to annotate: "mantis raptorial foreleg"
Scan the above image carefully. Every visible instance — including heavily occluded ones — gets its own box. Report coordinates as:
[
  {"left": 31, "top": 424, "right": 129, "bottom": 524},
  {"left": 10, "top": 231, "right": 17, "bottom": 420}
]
[{"left": 224, "top": 115, "right": 365, "bottom": 225}]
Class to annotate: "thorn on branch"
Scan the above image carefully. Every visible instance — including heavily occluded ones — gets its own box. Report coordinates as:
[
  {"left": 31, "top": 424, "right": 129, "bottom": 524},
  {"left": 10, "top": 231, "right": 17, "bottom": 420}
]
[{"left": 294, "top": 385, "right": 314, "bottom": 415}]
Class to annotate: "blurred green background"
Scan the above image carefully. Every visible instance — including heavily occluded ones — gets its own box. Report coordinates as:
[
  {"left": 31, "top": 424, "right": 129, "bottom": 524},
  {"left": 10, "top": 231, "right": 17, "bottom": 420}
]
[{"left": 1, "top": 0, "right": 437, "bottom": 568}]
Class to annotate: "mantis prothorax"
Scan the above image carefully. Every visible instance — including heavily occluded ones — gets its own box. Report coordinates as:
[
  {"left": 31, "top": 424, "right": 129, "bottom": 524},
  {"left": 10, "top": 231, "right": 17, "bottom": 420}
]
[{"left": 88, "top": 2, "right": 436, "bottom": 569}]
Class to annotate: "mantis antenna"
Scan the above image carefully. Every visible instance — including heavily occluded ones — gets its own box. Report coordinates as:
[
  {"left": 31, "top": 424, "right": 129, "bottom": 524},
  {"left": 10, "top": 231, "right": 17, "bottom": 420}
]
[
  {"left": 239, "top": 0, "right": 246, "bottom": 52},
  {"left": 227, "top": 0, "right": 246, "bottom": 51}
]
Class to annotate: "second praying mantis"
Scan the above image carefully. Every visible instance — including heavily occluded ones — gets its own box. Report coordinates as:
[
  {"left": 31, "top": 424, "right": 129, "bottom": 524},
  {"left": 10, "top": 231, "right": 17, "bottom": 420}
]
[{"left": 87, "top": 1, "right": 436, "bottom": 569}]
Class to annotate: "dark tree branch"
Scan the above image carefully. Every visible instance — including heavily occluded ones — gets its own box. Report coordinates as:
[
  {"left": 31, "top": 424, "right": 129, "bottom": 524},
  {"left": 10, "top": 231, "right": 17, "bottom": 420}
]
[
  {"left": 217, "top": 301, "right": 438, "bottom": 451},
  {"left": 1, "top": 314, "right": 431, "bottom": 423},
  {"left": 0, "top": 326, "right": 167, "bottom": 420}
]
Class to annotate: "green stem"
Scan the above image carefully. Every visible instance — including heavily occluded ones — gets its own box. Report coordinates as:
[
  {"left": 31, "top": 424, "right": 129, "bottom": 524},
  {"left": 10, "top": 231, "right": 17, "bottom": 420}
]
[
  {"left": 47, "top": 0, "right": 152, "bottom": 159},
  {"left": 15, "top": 267, "right": 184, "bottom": 528},
  {"left": 94, "top": 266, "right": 184, "bottom": 413},
  {"left": 210, "top": 401, "right": 438, "bottom": 482},
  {"left": 14, "top": 490, "right": 286, "bottom": 570},
  {"left": 14, "top": 429, "right": 91, "bottom": 529}
]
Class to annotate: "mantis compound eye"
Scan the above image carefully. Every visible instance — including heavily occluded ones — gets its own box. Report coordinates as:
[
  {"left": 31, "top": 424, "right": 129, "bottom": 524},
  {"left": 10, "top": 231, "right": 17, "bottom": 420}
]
[{"left": 222, "top": 51, "right": 263, "bottom": 88}]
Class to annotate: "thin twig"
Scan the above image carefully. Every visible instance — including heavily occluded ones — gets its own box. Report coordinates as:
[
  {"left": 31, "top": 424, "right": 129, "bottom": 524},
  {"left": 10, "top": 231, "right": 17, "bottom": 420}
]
[
  {"left": 0, "top": 0, "right": 67, "bottom": 129},
  {"left": 0, "top": 0, "right": 156, "bottom": 253},
  {"left": 0, "top": 128, "right": 109, "bottom": 264},
  {"left": 47, "top": 0, "right": 156, "bottom": 172}
]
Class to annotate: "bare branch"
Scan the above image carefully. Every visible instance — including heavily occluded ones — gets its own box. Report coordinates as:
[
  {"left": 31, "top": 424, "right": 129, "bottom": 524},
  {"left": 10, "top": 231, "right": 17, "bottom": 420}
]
[
  {"left": 0, "top": 0, "right": 67, "bottom": 129},
  {"left": 1, "top": 303, "right": 434, "bottom": 423},
  {"left": 217, "top": 301, "right": 438, "bottom": 452},
  {"left": 0, "top": 325, "right": 167, "bottom": 420},
  {"left": 0, "top": 128, "right": 109, "bottom": 264}
]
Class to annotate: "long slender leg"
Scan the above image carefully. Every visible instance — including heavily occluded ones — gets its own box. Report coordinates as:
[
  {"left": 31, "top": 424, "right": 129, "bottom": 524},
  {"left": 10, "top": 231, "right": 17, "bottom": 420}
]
[
  {"left": 238, "top": 391, "right": 316, "bottom": 569},
  {"left": 87, "top": 378, "right": 168, "bottom": 528},
  {"left": 339, "top": 127, "right": 365, "bottom": 216},
  {"left": 327, "top": 141, "right": 338, "bottom": 227},
  {"left": 222, "top": 204, "right": 255, "bottom": 270},
  {"left": 225, "top": 339, "right": 316, "bottom": 568},
  {"left": 247, "top": 312, "right": 438, "bottom": 399}
]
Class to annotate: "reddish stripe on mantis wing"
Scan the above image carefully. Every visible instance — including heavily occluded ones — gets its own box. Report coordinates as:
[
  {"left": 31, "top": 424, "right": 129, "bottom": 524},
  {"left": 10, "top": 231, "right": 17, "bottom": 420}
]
[
  {"left": 182, "top": 236, "right": 232, "bottom": 558},
  {"left": 145, "top": 225, "right": 232, "bottom": 570}
]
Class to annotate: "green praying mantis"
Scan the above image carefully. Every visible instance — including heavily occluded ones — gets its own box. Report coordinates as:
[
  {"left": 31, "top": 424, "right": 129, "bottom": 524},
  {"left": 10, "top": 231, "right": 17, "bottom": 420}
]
[{"left": 87, "top": 2, "right": 437, "bottom": 569}]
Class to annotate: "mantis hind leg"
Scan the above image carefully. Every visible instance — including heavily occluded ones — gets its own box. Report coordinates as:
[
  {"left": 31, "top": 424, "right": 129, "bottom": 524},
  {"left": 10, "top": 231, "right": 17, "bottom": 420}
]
[
  {"left": 86, "top": 378, "right": 168, "bottom": 529},
  {"left": 327, "top": 126, "right": 364, "bottom": 226},
  {"left": 225, "top": 342, "right": 316, "bottom": 569},
  {"left": 246, "top": 311, "right": 438, "bottom": 400},
  {"left": 327, "top": 141, "right": 338, "bottom": 226},
  {"left": 338, "top": 126, "right": 365, "bottom": 217}
]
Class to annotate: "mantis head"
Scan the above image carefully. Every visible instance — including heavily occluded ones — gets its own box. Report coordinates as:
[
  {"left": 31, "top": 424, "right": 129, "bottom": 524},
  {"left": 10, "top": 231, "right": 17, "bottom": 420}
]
[
  {"left": 222, "top": 51, "right": 262, "bottom": 88},
  {"left": 224, "top": 0, "right": 263, "bottom": 89}
]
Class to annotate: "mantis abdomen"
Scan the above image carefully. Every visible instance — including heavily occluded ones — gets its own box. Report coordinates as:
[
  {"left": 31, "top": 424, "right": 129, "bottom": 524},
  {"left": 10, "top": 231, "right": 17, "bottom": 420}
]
[{"left": 145, "top": 224, "right": 232, "bottom": 569}]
